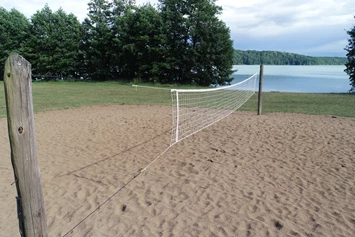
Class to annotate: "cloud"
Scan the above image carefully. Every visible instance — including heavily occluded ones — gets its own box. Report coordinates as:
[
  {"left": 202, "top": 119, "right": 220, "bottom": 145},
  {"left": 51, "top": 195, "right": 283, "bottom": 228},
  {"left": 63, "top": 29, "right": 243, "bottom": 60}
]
[
  {"left": 305, "top": 39, "right": 348, "bottom": 55},
  {"left": 2, "top": 0, "right": 89, "bottom": 20},
  {"left": 219, "top": 0, "right": 355, "bottom": 56}
]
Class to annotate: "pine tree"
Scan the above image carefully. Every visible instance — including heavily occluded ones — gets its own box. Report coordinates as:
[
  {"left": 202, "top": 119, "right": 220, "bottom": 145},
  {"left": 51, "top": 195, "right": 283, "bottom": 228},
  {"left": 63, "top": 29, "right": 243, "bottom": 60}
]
[
  {"left": 117, "top": 3, "right": 167, "bottom": 82},
  {"left": 53, "top": 9, "right": 83, "bottom": 78},
  {"left": 110, "top": 0, "right": 137, "bottom": 79},
  {"left": 81, "top": 0, "right": 114, "bottom": 80},
  {"left": 159, "top": 0, "right": 234, "bottom": 86},
  {"left": 24, "top": 5, "right": 82, "bottom": 78},
  {"left": 0, "top": 8, "right": 30, "bottom": 80},
  {"left": 159, "top": 0, "right": 191, "bottom": 84}
]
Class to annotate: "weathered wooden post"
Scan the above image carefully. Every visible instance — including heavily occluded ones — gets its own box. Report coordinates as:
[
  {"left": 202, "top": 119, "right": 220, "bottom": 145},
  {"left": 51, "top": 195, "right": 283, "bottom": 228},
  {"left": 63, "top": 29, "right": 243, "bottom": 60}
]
[
  {"left": 257, "top": 64, "right": 264, "bottom": 115},
  {"left": 4, "top": 54, "right": 48, "bottom": 237}
]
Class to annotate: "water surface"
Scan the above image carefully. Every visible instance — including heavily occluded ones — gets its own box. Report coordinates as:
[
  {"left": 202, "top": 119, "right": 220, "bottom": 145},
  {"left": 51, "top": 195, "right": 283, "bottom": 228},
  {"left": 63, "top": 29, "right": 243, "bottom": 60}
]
[{"left": 231, "top": 65, "right": 351, "bottom": 93}]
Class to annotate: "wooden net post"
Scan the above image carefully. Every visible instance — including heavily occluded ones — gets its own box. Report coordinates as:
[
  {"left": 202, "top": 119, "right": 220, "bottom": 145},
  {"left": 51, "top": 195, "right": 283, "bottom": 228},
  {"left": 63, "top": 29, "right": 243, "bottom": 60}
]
[
  {"left": 257, "top": 64, "right": 264, "bottom": 115},
  {"left": 4, "top": 54, "right": 48, "bottom": 237}
]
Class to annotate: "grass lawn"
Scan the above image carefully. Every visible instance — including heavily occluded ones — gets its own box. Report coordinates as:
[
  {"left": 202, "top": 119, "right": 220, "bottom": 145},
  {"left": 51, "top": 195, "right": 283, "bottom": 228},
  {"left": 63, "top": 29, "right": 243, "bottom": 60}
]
[
  {"left": 241, "top": 92, "right": 355, "bottom": 117},
  {"left": 1, "top": 81, "right": 355, "bottom": 118}
]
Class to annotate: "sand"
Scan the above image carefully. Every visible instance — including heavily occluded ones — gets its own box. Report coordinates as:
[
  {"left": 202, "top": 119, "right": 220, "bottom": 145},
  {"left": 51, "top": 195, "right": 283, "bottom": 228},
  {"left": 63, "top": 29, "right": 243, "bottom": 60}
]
[{"left": 1, "top": 105, "right": 355, "bottom": 237}]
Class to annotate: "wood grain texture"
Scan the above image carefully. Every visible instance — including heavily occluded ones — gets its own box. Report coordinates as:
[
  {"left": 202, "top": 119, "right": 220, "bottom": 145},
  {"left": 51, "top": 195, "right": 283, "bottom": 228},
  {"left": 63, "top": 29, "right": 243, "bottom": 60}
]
[
  {"left": 258, "top": 64, "right": 264, "bottom": 115},
  {"left": 4, "top": 54, "right": 48, "bottom": 237}
]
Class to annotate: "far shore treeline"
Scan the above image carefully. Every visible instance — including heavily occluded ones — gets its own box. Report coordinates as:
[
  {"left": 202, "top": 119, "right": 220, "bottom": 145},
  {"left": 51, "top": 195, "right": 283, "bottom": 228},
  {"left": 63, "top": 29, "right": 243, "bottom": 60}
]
[
  {"left": 234, "top": 50, "right": 347, "bottom": 65},
  {"left": 0, "top": 0, "right": 349, "bottom": 86}
]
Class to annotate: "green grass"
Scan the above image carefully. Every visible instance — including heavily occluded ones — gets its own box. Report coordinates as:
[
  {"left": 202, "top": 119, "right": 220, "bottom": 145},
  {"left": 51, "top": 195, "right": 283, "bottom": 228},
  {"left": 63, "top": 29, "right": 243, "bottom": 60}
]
[
  {"left": 1, "top": 81, "right": 355, "bottom": 118},
  {"left": 240, "top": 92, "right": 355, "bottom": 117}
]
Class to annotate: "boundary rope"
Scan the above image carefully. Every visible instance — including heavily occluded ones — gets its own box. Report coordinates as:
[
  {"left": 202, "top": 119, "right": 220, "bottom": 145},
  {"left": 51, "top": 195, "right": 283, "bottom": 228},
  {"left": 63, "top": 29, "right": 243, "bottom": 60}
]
[
  {"left": 132, "top": 85, "right": 172, "bottom": 90},
  {"left": 61, "top": 144, "right": 174, "bottom": 237},
  {"left": 62, "top": 170, "right": 140, "bottom": 237},
  {"left": 62, "top": 74, "right": 257, "bottom": 236}
]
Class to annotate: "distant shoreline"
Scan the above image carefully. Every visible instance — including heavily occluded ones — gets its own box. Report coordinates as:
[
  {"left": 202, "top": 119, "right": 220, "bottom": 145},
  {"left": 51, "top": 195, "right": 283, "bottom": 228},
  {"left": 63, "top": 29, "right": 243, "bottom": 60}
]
[{"left": 234, "top": 49, "right": 347, "bottom": 65}]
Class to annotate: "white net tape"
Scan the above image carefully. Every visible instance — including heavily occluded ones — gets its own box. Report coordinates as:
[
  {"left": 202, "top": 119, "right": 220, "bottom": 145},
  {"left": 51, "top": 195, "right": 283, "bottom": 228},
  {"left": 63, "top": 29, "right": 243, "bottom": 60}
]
[{"left": 171, "top": 72, "right": 258, "bottom": 144}]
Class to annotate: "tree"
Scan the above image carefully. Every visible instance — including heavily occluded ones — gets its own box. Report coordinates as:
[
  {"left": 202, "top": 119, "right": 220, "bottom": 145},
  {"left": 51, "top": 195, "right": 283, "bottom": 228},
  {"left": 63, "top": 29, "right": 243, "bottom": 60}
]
[
  {"left": 345, "top": 17, "right": 355, "bottom": 88},
  {"left": 234, "top": 50, "right": 347, "bottom": 66},
  {"left": 159, "top": 0, "right": 234, "bottom": 86},
  {"left": 110, "top": 0, "right": 137, "bottom": 80},
  {"left": 190, "top": 6, "right": 235, "bottom": 86},
  {"left": 116, "top": 3, "right": 167, "bottom": 82},
  {"left": 0, "top": 8, "right": 30, "bottom": 80},
  {"left": 81, "top": 0, "right": 115, "bottom": 80},
  {"left": 24, "top": 5, "right": 82, "bottom": 78},
  {"left": 52, "top": 9, "right": 83, "bottom": 78},
  {"left": 159, "top": 0, "right": 190, "bottom": 84}
]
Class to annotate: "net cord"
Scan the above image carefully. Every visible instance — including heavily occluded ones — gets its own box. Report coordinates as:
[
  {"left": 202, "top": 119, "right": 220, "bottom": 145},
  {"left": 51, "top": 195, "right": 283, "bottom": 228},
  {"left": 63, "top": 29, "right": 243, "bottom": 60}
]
[{"left": 171, "top": 72, "right": 258, "bottom": 93}]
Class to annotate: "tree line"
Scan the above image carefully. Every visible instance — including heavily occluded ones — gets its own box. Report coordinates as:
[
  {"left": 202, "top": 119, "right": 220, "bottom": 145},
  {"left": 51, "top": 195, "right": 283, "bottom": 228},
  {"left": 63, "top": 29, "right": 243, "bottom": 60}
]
[
  {"left": 0, "top": 0, "right": 235, "bottom": 86},
  {"left": 234, "top": 50, "right": 347, "bottom": 65}
]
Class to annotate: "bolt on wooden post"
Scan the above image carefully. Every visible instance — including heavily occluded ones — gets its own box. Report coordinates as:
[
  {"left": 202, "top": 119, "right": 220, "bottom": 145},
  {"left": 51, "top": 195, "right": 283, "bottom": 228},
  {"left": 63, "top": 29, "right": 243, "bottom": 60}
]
[{"left": 4, "top": 54, "right": 48, "bottom": 237}]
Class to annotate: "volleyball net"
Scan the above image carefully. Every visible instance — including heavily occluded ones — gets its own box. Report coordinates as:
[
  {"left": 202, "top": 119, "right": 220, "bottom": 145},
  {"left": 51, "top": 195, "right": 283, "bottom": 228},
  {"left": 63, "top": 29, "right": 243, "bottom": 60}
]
[{"left": 171, "top": 72, "right": 258, "bottom": 144}]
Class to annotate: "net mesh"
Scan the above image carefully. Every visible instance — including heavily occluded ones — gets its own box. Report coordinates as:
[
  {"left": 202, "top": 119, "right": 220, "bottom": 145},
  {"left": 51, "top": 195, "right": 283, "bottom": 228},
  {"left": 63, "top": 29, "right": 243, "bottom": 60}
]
[{"left": 171, "top": 72, "right": 258, "bottom": 144}]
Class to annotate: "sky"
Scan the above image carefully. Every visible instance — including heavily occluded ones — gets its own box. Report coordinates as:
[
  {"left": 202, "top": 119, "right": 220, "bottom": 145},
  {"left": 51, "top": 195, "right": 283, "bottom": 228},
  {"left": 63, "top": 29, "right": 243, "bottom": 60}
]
[{"left": 2, "top": 0, "right": 355, "bottom": 57}]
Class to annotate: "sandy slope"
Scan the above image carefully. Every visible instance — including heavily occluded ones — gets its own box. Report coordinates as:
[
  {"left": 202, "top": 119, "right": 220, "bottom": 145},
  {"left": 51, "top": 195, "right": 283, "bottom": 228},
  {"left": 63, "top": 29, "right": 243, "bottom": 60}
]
[{"left": 1, "top": 105, "right": 355, "bottom": 237}]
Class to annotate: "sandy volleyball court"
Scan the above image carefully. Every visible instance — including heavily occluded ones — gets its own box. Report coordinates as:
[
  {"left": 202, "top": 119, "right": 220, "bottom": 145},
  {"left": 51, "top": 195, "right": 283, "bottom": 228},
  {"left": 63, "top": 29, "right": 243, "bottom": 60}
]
[{"left": 1, "top": 105, "right": 355, "bottom": 236}]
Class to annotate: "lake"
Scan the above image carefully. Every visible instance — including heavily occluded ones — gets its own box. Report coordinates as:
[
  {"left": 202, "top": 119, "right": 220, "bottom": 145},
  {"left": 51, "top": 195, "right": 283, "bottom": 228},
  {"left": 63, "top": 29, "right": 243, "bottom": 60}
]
[{"left": 231, "top": 65, "right": 351, "bottom": 93}]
